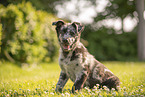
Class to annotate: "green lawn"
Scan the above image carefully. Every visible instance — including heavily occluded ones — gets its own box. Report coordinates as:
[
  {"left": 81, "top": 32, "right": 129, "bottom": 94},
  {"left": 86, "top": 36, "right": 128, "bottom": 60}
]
[{"left": 0, "top": 61, "right": 145, "bottom": 96}]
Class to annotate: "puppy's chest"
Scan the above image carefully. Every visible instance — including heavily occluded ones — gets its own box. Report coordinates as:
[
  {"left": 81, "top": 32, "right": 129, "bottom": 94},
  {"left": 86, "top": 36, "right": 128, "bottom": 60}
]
[
  {"left": 60, "top": 56, "right": 83, "bottom": 81},
  {"left": 60, "top": 57, "right": 82, "bottom": 73}
]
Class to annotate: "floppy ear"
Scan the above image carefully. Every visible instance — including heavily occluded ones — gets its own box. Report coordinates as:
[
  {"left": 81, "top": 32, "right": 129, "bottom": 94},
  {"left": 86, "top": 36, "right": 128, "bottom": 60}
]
[
  {"left": 52, "top": 20, "right": 65, "bottom": 27},
  {"left": 52, "top": 20, "right": 65, "bottom": 34},
  {"left": 72, "top": 22, "right": 84, "bottom": 33}
]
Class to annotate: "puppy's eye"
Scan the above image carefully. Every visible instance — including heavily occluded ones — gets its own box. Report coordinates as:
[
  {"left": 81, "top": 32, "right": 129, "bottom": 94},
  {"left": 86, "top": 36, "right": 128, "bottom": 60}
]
[
  {"left": 70, "top": 31, "right": 75, "bottom": 36},
  {"left": 60, "top": 28, "right": 67, "bottom": 34}
]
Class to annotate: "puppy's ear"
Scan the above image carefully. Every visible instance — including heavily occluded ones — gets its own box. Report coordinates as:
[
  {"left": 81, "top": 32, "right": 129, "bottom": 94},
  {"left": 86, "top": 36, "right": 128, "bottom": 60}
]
[
  {"left": 52, "top": 20, "right": 65, "bottom": 27},
  {"left": 52, "top": 20, "right": 65, "bottom": 34},
  {"left": 72, "top": 22, "right": 84, "bottom": 33}
]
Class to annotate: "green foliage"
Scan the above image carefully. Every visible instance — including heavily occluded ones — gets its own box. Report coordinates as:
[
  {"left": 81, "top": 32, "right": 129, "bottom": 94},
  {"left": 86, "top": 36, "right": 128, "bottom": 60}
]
[
  {"left": 0, "top": 0, "right": 60, "bottom": 13},
  {"left": 82, "top": 0, "right": 137, "bottom": 61},
  {"left": 0, "top": 62, "right": 145, "bottom": 96},
  {"left": 108, "top": 0, "right": 135, "bottom": 18},
  {"left": 95, "top": 0, "right": 136, "bottom": 21},
  {"left": 0, "top": 2, "right": 59, "bottom": 64},
  {"left": 82, "top": 27, "right": 137, "bottom": 61}
]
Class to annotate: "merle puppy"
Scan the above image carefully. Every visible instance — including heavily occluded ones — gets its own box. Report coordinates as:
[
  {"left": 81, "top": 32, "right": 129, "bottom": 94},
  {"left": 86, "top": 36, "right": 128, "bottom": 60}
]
[{"left": 52, "top": 20, "right": 120, "bottom": 93}]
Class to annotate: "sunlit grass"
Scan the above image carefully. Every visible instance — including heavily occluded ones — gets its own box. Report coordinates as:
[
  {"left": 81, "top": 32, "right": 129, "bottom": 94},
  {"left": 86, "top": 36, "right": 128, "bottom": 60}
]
[{"left": 0, "top": 61, "right": 145, "bottom": 96}]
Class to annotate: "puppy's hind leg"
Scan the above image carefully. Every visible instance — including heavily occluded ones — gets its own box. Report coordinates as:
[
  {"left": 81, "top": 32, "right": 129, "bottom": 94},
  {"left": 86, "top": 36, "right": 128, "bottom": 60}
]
[{"left": 101, "top": 76, "right": 120, "bottom": 91}]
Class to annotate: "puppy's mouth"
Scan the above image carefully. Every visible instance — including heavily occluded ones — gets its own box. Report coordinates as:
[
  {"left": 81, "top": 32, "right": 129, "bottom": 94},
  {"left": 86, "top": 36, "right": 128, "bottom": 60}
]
[
  {"left": 61, "top": 44, "right": 73, "bottom": 51},
  {"left": 63, "top": 44, "right": 70, "bottom": 50}
]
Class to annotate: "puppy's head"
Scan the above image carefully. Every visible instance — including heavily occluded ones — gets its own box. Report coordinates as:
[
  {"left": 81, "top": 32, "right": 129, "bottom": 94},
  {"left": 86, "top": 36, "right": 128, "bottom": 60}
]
[{"left": 52, "top": 20, "right": 84, "bottom": 52}]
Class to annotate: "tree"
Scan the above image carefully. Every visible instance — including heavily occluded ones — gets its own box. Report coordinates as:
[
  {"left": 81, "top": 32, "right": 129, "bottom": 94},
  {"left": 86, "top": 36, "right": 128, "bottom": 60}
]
[
  {"left": 0, "top": 2, "right": 59, "bottom": 64},
  {"left": 136, "top": 0, "right": 145, "bottom": 61}
]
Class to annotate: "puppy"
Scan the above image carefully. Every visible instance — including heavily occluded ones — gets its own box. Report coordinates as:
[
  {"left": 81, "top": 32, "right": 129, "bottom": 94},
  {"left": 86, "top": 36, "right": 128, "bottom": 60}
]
[{"left": 52, "top": 20, "right": 120, "bottom": 93}]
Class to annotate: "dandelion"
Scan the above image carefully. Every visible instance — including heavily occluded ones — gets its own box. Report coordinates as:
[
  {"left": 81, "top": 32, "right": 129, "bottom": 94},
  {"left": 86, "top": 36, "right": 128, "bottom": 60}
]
[
  {"left": 103, "top": 86, "right": 107, "bottom": 90},
  {"left": 65, "top": 92, "right": 70, "bottom": 97},
  {"left": 50, "top": 92, "right": 54, "bottom": 95},
  {"left": 87, "top": 89, "right": 91, "bottom": 93},
  {"left": 103, "top": 86, "right": 107, "bottom": 88},
  {"left": 44, "top": 91, "right": 48, "bottom": 94},
  {"left": 91, "top": 93, "right": 95, "bottom": 96},
  {"left": 27, "top": 89, "right": 30, "bottom": 92},
  {"left": 85, "top": 87, "right": 88, "bottom": 90},
  {"left": 92, "top": 89, "right": 96, "bottom": 92},
  {"left": 61, "top": 93, "right": 65, "bottom": 96},
  {"left": 111, "top": 88, "right": 115, "bottom": 92},
  {"left": 96, "top": 84, "right": 100, "bottom": 88},
  {"left": 84, "top": 87, "right": 91, "bottom": 92},
  {"left": 93, "top": 86, "right": 98, "bottom": 91},
  {"left": 117, "top": 86, "right": 120, "bottom": 90}
]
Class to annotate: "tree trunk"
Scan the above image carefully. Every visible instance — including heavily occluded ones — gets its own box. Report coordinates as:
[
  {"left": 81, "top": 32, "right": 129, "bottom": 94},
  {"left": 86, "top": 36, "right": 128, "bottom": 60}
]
[{"left": 136, "top": 0, "right": 145, "bottom": 61}]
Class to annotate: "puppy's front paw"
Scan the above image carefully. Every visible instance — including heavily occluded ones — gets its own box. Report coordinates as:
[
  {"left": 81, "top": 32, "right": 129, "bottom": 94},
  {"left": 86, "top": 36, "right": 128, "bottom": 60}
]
[{"left": 55, "top": 85, "right": 62, "bottom": 93}]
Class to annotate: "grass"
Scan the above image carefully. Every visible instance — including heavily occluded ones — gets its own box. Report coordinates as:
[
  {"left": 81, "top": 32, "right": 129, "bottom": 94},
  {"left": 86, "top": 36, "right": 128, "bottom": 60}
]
[{"left": 0, "top": 61, "right": 145, "bottom": 97}]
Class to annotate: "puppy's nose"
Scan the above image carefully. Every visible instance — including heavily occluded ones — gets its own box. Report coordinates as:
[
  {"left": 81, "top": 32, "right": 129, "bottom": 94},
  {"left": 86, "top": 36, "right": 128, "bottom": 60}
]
[{"left": 62, "top": 39, "right": 69, "bottom": 44}]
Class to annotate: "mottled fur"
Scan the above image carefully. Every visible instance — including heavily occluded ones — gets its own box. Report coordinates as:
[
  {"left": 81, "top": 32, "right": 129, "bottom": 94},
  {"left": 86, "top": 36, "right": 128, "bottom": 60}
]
[{"left": 52, "top": 20, "right": 120, "bottom": 93}]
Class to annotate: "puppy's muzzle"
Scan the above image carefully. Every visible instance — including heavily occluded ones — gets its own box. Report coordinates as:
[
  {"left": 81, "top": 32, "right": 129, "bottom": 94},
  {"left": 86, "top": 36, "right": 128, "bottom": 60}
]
[
  {"left": 61, "top": 38, "right": 71, "bottom": 51},
  {"left": 62, "top": 39, "right": 69, "bottom": 44}
]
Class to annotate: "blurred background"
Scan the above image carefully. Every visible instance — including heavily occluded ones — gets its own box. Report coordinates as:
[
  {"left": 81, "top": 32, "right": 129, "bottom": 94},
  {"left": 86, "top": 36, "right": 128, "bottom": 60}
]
[{"left": 0, "top": 0, "right": 145, "bottom": 65}]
